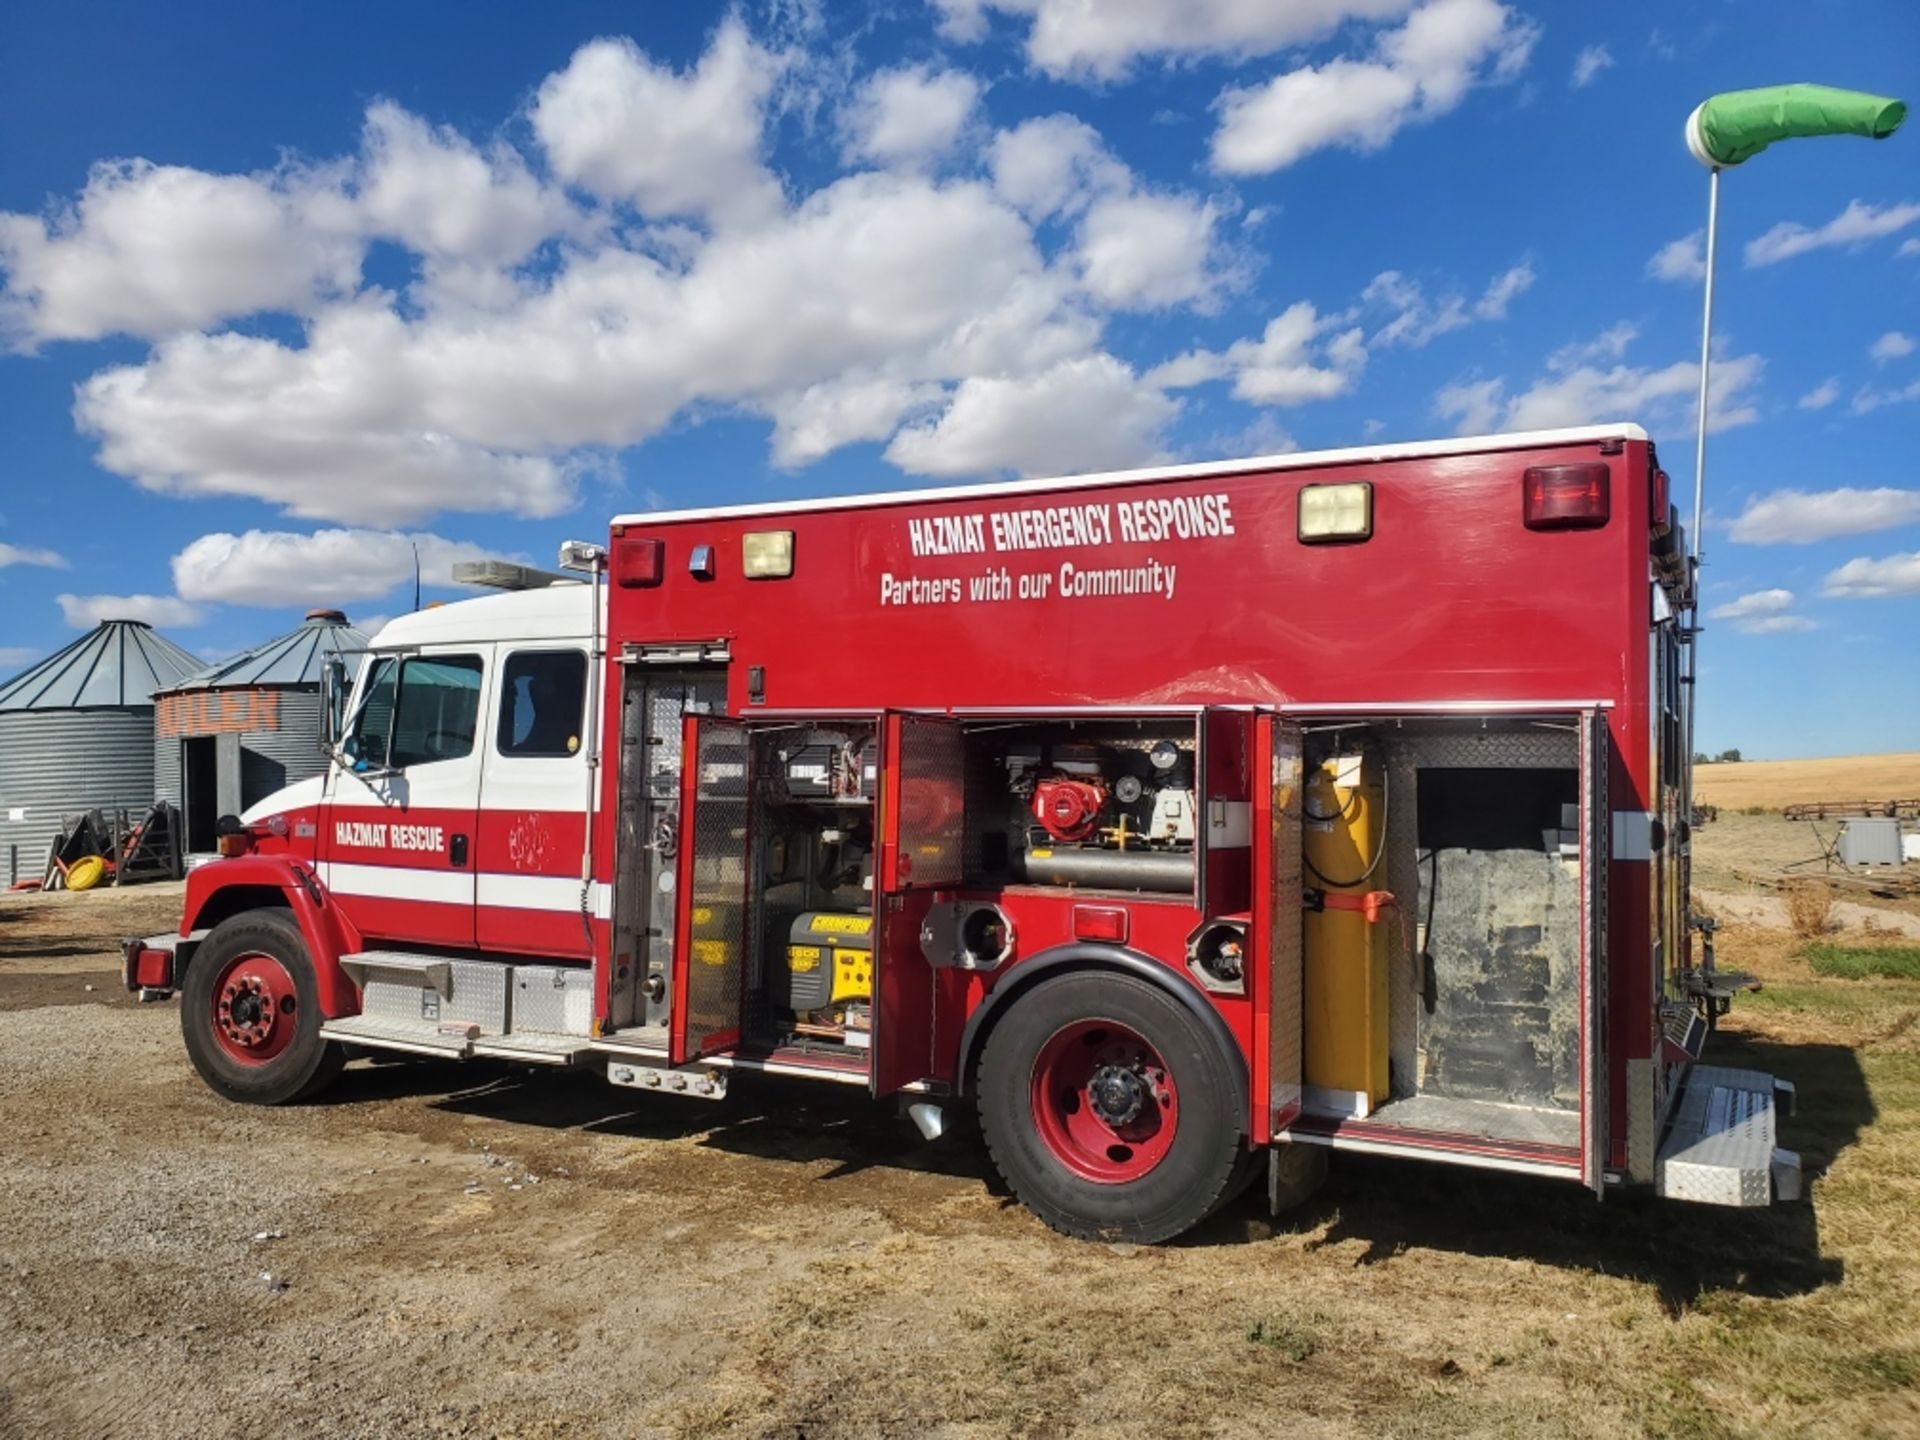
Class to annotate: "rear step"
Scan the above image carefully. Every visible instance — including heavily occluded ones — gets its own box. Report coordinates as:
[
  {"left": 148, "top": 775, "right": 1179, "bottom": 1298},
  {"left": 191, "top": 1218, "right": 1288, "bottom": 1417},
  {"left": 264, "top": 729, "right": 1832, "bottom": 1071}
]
[{"left": 1656, "top": 1064, "right": 1802, "bottom": 1206}]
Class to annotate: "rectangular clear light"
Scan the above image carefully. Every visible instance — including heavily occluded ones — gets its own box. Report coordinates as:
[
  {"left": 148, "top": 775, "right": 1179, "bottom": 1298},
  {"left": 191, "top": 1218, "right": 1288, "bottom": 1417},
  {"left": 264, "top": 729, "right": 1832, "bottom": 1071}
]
[
  {"left": 1298, "top": 482, "right": 1372, "bottom": 542},
  {"left": 742, "top": 529, "right": 795, "bottom": 578}
]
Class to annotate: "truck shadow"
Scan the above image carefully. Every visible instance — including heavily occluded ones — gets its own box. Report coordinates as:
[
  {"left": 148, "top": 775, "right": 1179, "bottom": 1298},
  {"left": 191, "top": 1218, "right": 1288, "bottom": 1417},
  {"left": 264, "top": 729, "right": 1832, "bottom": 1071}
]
[
  {"left": 322, "top": 1032, "right": 1869, "bottom": 1306},
  {"left": 1266, "top": 1034, "right": 1869, "bottom": 1310}
]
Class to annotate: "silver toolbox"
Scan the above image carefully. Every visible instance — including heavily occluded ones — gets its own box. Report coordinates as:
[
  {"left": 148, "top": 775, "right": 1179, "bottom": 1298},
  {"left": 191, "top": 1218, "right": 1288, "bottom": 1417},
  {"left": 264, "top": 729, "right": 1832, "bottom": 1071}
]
[
  {"left": 513, "top": 965, "right": 594, "bottom": 1036},
  {"left": 361, "top": 959, "right": 509, "bottom": 1036}
]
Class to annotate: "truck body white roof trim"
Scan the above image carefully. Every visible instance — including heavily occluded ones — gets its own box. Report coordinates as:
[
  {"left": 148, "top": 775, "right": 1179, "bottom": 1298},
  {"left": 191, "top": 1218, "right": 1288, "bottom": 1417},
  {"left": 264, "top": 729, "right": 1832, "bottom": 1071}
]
[{"left": 611, "top": 423, "right": 1649, "bottom": 528}]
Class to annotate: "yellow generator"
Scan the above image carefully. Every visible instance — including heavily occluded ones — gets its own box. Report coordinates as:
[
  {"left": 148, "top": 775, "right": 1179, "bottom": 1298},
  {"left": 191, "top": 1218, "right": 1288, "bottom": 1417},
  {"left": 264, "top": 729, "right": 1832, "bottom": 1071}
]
[
  {"left": 1303, "top": 753, "right": 1391, "bottom": 1116},
  {"left": 777, "top": 912, "right": 874, "bottom": 1046}
]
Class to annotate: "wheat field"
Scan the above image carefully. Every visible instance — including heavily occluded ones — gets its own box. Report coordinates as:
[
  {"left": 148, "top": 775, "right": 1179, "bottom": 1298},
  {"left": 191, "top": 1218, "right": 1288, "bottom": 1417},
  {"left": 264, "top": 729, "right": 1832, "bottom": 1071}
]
[{"left": 1692, "top": 752, "right": 1920, "bottom": 811}]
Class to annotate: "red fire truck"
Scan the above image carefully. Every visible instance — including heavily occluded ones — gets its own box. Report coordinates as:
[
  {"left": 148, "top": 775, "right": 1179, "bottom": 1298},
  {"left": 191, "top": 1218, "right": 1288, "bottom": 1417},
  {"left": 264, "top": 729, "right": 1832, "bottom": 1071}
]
[{"left": 125, "top": 422, "right": 1799, "bottom": 1241}]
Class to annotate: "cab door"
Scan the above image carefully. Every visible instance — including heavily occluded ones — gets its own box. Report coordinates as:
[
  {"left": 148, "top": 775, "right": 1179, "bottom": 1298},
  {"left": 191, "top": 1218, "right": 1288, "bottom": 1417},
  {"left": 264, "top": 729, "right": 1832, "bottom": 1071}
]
[
  {"left": 669, "top": 714, "right": 754, "bottom": 1064},
  {"left": 322, "top": 648, "right": 486, "bottom": 949},
  {"left": 872, "top": 711, "right": 964, "bottom": 1097}
]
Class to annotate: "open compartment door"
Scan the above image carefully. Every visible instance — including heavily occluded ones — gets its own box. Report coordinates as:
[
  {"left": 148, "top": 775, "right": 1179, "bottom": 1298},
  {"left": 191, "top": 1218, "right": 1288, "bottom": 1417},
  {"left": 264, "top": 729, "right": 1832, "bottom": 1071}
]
[
  {"left": 1580, "top": 707, "right": 1611, "bottom": 1193},
  {"left": 1197, "top": 707, "right": 1253, "bottom": 915},
  {"left": 669, "top": 714, "right": 754, "bottom": 1064},
  {"left": 871, "top": 711, "right": 964, "bottom": 1096},
  {"left": 1253, "top": 711, "right": 1305, "bottom": 1141}
]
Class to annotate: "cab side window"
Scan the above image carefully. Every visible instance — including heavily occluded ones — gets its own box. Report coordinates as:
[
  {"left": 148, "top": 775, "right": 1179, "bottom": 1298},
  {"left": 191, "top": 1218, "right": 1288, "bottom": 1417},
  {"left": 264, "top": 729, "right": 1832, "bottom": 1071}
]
[
  {"left": 497, "top": 650, "right": 587, "bottom": 758},
  {"left": 345, "top": 654, "right": 484, "bottom": 768}
]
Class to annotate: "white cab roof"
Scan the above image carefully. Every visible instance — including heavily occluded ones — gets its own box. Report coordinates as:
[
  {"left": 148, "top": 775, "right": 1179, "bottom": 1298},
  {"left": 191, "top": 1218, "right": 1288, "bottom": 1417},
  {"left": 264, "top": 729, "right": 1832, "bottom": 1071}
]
[{"left": 369, "top": 584, "right": 597, "bottom": 651}]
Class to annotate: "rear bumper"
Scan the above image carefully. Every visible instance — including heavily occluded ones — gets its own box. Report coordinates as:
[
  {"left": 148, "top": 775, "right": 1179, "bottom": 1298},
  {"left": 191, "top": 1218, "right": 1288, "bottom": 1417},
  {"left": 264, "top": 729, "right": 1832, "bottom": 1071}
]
[
  {"left": 120, "top": 930, "right": 205, "bottom": 1001},
  {"left": 1655, "top": 1064, "right": 1802, "bottom": 1206}
]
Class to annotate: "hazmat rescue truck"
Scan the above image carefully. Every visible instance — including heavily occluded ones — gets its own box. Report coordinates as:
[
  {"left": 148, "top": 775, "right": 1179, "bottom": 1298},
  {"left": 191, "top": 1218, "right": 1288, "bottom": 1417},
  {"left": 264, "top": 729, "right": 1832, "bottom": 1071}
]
[{"left": 124, "top": 423, "right": 1800, "bottom": 1242}]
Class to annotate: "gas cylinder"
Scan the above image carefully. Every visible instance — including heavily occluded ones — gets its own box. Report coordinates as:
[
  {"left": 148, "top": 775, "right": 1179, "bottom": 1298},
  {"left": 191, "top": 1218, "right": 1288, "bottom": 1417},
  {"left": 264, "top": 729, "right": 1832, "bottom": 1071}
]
[{"left": 1302, "top": 753, "right": 1389, "bottom": 1116}]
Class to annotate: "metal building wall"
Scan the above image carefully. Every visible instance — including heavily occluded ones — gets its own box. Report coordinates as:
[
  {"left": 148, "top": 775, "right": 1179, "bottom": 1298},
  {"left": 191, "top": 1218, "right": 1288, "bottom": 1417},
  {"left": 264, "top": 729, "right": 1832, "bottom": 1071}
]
[
  {"left": 0, "top": 708, "right": 156, "bottom": 886},
  {"left": 153, "top": 687, "right": 327, "bottom": 814}
]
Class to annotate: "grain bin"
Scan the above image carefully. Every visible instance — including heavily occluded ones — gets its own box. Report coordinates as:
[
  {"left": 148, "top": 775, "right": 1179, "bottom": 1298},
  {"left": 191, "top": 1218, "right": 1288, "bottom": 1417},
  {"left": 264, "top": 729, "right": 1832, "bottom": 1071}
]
[
  {"left": 0, "top": 620, "right": 203, "bottom": 886},
  {"left": 154, "top": 609, "right": 366, "bottom": 855}
]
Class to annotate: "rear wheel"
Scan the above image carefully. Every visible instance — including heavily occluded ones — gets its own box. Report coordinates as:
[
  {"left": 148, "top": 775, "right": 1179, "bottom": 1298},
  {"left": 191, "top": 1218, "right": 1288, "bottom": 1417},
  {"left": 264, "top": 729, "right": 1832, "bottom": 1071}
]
[
  {"left": 977, "top": 970, "right": 1244, "bottom": 1243},
  {"left": 182, "top": 910, "right": 343, "bottom": 1105}
]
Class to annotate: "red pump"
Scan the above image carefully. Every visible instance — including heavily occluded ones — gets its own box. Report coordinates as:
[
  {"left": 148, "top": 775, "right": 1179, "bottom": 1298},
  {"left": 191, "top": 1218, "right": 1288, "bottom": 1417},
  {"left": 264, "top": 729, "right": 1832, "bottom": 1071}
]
[{"left": 1031, "top": 777, "right": 1108, "bottom": 842}]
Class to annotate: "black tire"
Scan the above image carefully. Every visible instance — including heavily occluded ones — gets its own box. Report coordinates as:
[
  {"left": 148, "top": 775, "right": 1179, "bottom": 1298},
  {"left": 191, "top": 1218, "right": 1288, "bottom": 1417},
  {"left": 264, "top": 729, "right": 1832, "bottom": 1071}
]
[
  {"left": 977, "top": 970, "right": 1246, "bottom": 1243},
  {"left": 181, "top": 910, "right": 345, "bottom": 1105}
]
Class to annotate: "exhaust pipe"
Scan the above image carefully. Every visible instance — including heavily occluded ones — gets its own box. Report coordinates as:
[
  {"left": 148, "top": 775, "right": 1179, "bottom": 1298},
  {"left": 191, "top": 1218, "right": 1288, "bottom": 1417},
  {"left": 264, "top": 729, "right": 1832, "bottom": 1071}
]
[{"left": 906, "top": 1101, "right": 946, "bottom": 1141}]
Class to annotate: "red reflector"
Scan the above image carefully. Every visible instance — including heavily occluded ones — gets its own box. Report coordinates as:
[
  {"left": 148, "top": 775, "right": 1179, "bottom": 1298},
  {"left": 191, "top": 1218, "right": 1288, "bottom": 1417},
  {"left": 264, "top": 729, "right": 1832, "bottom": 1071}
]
[
  {"left": 1523, "top": 464, "right": 1610, "bottom": 530},
  {"left": 1650, "top": 469, "right": 1670, "bottom": 535},
  {"left": 1073, "top": 905, "right": 1128, "bottom": 943},
  {"left": 614, "top": 537, "right": 664, "bottom": 588},
  {"left": 216, "top": 833, "right": 253, "bottom": 858}
]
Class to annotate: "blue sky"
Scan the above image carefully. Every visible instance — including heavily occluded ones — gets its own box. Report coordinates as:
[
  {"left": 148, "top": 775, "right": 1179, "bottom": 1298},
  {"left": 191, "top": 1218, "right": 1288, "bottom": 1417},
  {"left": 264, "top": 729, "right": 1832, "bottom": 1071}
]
[{"left": 0, "top": 0, "right": 1915, "bottom": 757}]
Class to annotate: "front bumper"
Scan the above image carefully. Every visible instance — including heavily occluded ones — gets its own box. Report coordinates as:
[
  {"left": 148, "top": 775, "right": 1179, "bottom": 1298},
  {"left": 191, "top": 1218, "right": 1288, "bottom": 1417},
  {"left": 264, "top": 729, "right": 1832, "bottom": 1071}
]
[{"left": 1656, "top": 1064, "right": 1802, "bottom": 1206}]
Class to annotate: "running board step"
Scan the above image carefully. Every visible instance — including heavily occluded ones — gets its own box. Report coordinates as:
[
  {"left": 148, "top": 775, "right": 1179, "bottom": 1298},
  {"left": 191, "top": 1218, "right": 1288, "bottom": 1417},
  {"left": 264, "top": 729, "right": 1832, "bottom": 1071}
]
[
  {"left": 471, "top": 1034, "right": 594, "bottom": 1065},
  {"left": 340, "top": 951, "right": 453, "bottom": 995},
  {"left": 1656, "top": 1064, "right": 1802, "bottom": 1207},
  {"left": 320, "top": 1015, "right": 475, "bottom": 1059}
]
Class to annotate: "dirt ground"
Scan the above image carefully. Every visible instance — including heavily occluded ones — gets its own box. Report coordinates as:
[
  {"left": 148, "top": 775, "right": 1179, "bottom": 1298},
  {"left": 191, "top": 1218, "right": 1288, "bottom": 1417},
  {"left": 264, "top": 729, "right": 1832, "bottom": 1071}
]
[
  {"left": 3, "top": 881, "right": 1918, "bottom": 1438},
  {"left": 1692, "top": 751, "right": 1920, "bottom": 812}
]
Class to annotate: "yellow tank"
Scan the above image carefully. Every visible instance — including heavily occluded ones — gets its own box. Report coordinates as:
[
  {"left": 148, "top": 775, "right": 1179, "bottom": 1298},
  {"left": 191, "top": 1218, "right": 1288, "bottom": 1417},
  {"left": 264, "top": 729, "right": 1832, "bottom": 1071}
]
[{"left": 1303, "top": 755, "right": 1389, "bottom": 1114}]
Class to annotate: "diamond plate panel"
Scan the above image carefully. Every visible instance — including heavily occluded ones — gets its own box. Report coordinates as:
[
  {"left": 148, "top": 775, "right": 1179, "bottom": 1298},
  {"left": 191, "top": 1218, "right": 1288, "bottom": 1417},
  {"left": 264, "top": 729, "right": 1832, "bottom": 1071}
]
[
  {"left": 897, "top": 716, "right": 965, "bottom": 887},
  {"left": 1583, "top": 708, "right": 1609, "bottom": 1192},
  {"left": 1383, "top": 746, "right": 1421, "bottom": 1091},
  {"left": 360, "top": 960, "right": 507, "bottom": 1035},
  {"left": 683, "top": 720, "right": 751, "bottom": 1053},
  {"left": 512, "top": 965, "right": 594, "bottom": 1036},
  {"left": 1656, "top": 1065, "right": 1780, "bottom": 1206}
]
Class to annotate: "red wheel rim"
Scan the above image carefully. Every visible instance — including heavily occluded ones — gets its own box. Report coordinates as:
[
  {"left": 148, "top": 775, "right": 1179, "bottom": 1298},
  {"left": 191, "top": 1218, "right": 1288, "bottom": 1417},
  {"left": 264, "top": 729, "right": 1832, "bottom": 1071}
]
[
  {"left": 209, "top": 951, "right": 299, "bottom": 1065},
  {"left": 1029, "top": 1019, "right": 1178, "bottom": 1184}
]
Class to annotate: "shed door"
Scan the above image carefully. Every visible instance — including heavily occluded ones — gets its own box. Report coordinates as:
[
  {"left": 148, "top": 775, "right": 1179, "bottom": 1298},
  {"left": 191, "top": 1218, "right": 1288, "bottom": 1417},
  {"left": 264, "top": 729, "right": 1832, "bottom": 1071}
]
[
  {"left": 669, "top": 715, "right": 754, "bottom": 1064},
  {"left": 871, "top": 711, "right": 962, "bottom": 1097},
  {"left": 1253, "top": 711, "right": 1305, "bottom": 1141},
  {"left": 1580, "top": 707, "right": 1611, "bottom": 1194}
]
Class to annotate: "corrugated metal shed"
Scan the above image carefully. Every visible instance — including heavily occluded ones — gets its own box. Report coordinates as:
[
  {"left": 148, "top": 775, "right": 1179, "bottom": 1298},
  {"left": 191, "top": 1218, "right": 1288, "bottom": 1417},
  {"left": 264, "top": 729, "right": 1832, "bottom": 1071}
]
[
  {"left": 0, "top": 620, "right": 202, "bottom": 884},
  {"left": 154, "top": 610, "right": 365, "bottom": 853},
  {"left": 0, "top": 619, "right": 202, "bottom": 711},
  {"left": 170, "top": 608, "right": 366, "bottom": 690}
]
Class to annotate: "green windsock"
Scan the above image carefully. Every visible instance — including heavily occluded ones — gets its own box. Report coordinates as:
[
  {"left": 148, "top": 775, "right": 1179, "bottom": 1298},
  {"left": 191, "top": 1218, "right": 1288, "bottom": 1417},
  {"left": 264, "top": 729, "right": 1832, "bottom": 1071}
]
[{"left": 1687, "top": 84, "right": 1905, "bottom": 168}]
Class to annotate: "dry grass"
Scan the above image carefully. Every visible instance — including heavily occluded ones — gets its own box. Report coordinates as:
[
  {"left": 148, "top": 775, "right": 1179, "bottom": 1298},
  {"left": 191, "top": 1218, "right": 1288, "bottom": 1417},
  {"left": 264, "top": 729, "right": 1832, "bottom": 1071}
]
[
  {"left": 1691, "top": 752, "right": 1920, "bottom": 812},
  {"left": 1785, "top": 880, "right": 1835, "bottom": 938}
]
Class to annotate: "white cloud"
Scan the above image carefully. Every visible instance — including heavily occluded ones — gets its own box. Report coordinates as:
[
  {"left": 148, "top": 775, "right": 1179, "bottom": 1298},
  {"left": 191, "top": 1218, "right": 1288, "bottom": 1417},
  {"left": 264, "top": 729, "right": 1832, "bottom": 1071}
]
[
  {"left": 1436, "top": 326, "right": 1762, "bottom": 436},
  {"left": 1869, "top": 331, "right": 1915, "bottom": 363},
  {"left": 1570, "top": 43, "right": 1614, "bottom": 87},
  {"left": 357, "top": 102, "right": 572, "bottom": 265},
  {"left": 529, "top": 20, "right": 786, "bottom": 227},
  {"left": 766, "top": 375, "right": 942, "bottom": 468},
  {"left": 840, "top": 64, "right": 981, "bottom": 167},
  {"left": 1707, "top": 588, "right": 1815, "bottom": 634},
  {"left": 1151, "top": 302, "right": 1367, "bottom": 407},
  {"left": 1210, "top": 0, "right": 1538, "bottom": 175},
  {"left": 1798, "top": 377, "right": 1840, "bottom": 411},
  {"left": 1823, "top": 551, "right": 1920, "bottom": 598},
  {"left": 885, "top": 353, "right": 1177, "bottom": 478},
  {"left": 1364, "top": 261, "right": 1532, "bottom": 347},
  {"left": 0, "top": 645, "right": 39, "bottom": 670},
  {"left": 56, "top": 592, "right": 204, "bottom": 629},
  {"left": 1074, "top": 190, "right": 1226, "bottom": 311},
  {"left": 0, "top": 159, "right": 359, "bottom": 347},
  {"left": 1901, "top": 238, "right": 1920, "bottom": 258},
  {"left": 1744, "top": 199, "right": 1920, "bottom": 268},
  {"left": 1646, "top": 231, "right": 1704, "bottom": 283},
  {"left": 0, "top": 542, "right": 67, "bottom": 569},
  {"left": 988, "top": 115, "right": 1129, "bottom": 220},
  {"left": 1729, "top": 487, "right": 1920, "bottom": 545},
  {"left": 1850, "top": 377, "right": 1920, "bottom": 415},
  {"left": 934, "top": 0, "right": 1421, "bottom": 82},
  {"left": 170, "top": 528, "right": 508, "bottom": 608}
]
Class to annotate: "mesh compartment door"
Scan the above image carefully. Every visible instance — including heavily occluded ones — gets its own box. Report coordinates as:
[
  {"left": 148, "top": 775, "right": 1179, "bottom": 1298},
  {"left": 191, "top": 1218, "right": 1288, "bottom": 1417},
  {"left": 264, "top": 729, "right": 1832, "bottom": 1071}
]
[
  {"left": 670, "top": 715, "right": 754, "bottom": 1063},
  {"left": 1581, "top": 707, "right": 1611, "bottom": 1194},
  {"left": 1255, "top": 712, "right": 1305, "bottom": 1140}
]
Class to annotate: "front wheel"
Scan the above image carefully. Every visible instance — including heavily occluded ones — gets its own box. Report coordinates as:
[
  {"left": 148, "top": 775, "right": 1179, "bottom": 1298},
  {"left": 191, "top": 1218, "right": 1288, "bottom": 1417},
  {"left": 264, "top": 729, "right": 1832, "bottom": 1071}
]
[
  {"left": 977, "top": 970, "right": 1246, "bottom": 1243},
  {"left": 181, "top": 910, "right": 344, "bottom": 1105}
]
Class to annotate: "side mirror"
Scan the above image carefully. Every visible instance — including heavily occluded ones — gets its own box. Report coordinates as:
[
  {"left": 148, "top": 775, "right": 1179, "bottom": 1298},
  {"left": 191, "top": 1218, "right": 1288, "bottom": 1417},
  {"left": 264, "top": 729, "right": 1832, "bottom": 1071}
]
[{"left": 321, "top": 656, "right": 348, "bottom": 754}]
